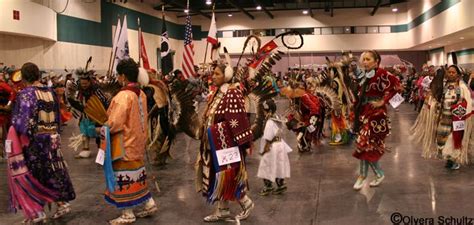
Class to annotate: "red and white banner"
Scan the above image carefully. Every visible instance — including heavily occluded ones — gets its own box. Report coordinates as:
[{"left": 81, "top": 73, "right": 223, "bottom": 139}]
[
  {"left": 139, "top": 31, "right": 150, "bottom": 70},
  {"left": 207, "top": 13, "right": 218, "bottom": 45}
]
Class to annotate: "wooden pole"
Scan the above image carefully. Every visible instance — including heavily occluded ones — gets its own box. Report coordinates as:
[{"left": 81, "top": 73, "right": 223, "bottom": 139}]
[
  {"left": 203, "top": 43, "right": 209, "bottom": 65},
  {"left": 203, "top": 3, "right": 215, "bottom": 65},
  {"left": 138, "top": 17, "right": 142, "bottom": 66},
  {"left": 107, "top": 14, "right": 121, "bottom": 76}
]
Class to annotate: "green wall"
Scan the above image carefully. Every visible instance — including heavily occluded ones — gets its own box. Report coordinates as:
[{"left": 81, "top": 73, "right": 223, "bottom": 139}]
[{"left": 57, "top": 0, "right": 206, "bottom": 47}]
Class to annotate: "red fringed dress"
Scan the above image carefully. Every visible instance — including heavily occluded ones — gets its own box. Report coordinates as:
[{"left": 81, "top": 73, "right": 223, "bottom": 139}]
[{"left": 353, "top": 68, "right": 401, "bottom": 162}]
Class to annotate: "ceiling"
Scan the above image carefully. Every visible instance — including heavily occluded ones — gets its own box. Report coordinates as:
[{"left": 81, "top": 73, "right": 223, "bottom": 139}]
[{"left": 152, "top": 0, "right": 408, "bottom": 19}]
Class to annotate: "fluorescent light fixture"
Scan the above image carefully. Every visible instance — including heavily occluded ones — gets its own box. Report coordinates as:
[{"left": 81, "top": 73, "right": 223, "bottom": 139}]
[
  {"left": 256, "top": 5, "right": 262, "bottom": 10},
  {"left": 206, "top": 0, "right": 212, "bottom": 5},
  {"left": 392, "top": 8, "right": 398, "bottom": 12},
  {"left": 228, "top": 13, "right": 233, "bottom": 17},
  {"left": 302, "top": 10, "right": 309, "bottom": 15},
  {"left": 184, "top": 9, "right": 189, "bottom": 13}
]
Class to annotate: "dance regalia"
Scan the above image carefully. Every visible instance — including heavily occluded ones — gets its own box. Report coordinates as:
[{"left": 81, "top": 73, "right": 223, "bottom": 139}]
[
  {"left": 435, "top": 81, "right": 473, "bottom": 165},
  {"left": 0, "top": 81, "right": 15, "bottom": 123},
  {"left": 0, "top": 81, "right": 15, "bottom": 146},
  {"left": 287, "top": 91, "right": 323, "bottom": 152},
  {"left": 411, "top": 95, "right": 440, "bottom": 159},
  {"left": 196, "top": 83, "right": 253, "bottom": 203},
  {"left": 11, "top": 86, "right": 76, "bottom": 202},
  {"left": 103, "top": 84, "right": 152, "bottom": 208},
  {"left": 353, "top": 68, "right": 400, "bottom": 162},
  {"left": 10, "top": 70, "right": 26, "bottom": 93},
  {"left": 143, "top": 79, "right": 172, "bottom": 165},
  {"left": 329, "top": 78, "right": 349, "bottom": 145},
  {"left": 53, "top": 84, "right": 72, "bottom": 124},
  {"left": 68, "top": 84, "right": 108, "bottom": 136},
  {"left": 257, "top": 117, "right": 292, "bottom": 181}
]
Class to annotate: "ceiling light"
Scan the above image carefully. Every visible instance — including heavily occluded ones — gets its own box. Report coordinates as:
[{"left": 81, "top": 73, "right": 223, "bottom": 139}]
[
  {"left": 206, "top": 0, "right": 212, "bottom": 5},
  {"left": 302, "top": 10, "right": 309, "bottom": 15},
  {"left": 228, "top": 13, "right": 233, "bottom": 17},
  {"left": 460, "top": 37, "right": 465, "bottom": 40},
  {"left": 184, "top": 9, "right": 189, "bottom": 13},
  {"left": 256, "top": 5, "right": 262, "bottom": 10},
  {"left": 392, "top": 8, "right": 398, "bottom": 12}
]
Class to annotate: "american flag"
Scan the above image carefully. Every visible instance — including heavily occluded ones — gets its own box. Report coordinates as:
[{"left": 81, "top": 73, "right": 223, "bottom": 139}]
[{"left": 181, "top": 15, "right": 196, "bottom": 79}]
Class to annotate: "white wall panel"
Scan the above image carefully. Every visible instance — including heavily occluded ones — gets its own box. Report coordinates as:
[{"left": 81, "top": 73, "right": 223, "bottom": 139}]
[{"left": 0, "top": 0, "right": 56, "bottom": 41}]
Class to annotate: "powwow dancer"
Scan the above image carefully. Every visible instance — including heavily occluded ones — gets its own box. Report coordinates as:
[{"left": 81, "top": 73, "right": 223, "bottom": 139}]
[
  {"left": 67, "top": 67, "right": 109, "bottom": 158},
  {"left": 257, "top": 99, "right": 292, "bottom": 196},
  {"left": 197, "top": 60, "right": 255, "bottom": 222},
  {"left": 102, "top": 58, "right": 157, "bottom": 224},
  {"left": 352, "top": 50, "right": 401, "bottom": 190},
  {"left": 11, "top": 62, "right": 76, "bottom": 222}
]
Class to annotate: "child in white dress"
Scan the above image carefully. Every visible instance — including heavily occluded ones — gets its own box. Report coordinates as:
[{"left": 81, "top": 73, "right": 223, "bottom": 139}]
[{"left": 257, "top": 99, "right": 293, "bottom": 195}]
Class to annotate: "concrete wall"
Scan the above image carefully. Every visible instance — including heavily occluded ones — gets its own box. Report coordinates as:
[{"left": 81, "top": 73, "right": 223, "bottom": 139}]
[
  {"left": 405, "top": 0, "right": 473, "bottom": 48},
  {"left": 33, "top": 0, "right": 102, "bottom": 22},
  {"left": 0, "top": 0, "right": 471, "bottom": 73},
  {"left": 428, "top": 49, "right": 445, "bottom": 66},
  {"left": 0, "top": 0, "right": 182, "bottom": 72},
  {"left": 0, "top": 0, "right": 57, "bottom": 40}
]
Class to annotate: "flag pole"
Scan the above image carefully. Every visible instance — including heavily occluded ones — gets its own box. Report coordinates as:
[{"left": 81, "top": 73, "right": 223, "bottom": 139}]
[
  {"left": 203, "top": 42, "right": 209, "bottom": 66},
  {"left": 203, "top": 2, "right": 214, "bottom": 66},
  {"left": 138, "top": 17, "right": 142, "bottom": 67},
  {"left": 161, "top": 4, "right": 165, "bottom": 75},
  {"left": 107, "top": 14, "right": 121, "bottom": 76}
]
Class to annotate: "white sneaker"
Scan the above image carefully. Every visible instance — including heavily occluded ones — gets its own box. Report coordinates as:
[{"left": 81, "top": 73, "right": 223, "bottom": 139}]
[
  {"left": 353, "top": 176, "right": 366, "bottom": 190},
  {"left": 75, "top": 150, "right": 91, "bottom": 159},
  {"left": 369, "top": 175, "right": 385, "bottom": 187}
]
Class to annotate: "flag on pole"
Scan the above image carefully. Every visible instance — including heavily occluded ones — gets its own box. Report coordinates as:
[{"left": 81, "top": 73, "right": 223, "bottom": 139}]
[
  {"left": 108, "top": 17, "right": 121, "bottom": 75},
  {"left": 113, "top": 15, "right": 129, "bottom": 73},
  {"left": 207, "top": 12, "right": 218, "bottom": 45},
  {"left": 112, "top": 17, "right": 122, "bottom": 57},
  {"left": 160, "top": 15, "right": 173, "bottom": 76},
  {"left": 139, "top": 31, "right": 151, "bottom": 70},
  {"left": 181, "top": 14, "right": 196, "bottom": 79}
]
